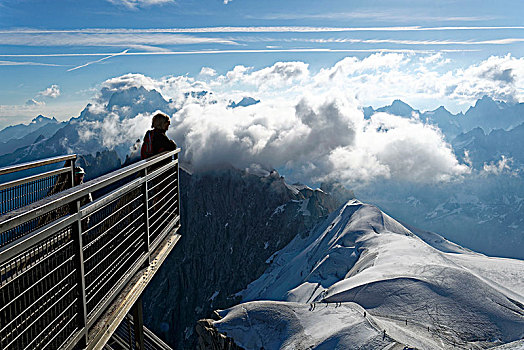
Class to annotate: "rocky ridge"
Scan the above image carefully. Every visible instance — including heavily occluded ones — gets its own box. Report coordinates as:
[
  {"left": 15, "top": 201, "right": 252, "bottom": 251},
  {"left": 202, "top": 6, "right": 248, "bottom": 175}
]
[{"left": 142, "top": 166, "right": 353, "bottom": 349}]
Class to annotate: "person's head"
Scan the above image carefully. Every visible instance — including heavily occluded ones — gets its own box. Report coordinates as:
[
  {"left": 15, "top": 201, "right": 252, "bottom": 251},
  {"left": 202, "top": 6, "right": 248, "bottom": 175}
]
[
  {"left": 74, "top": 166, "right": 85, "bottom": 185},
  {"left": 152, "top": 112, "right": 171, "bottom": 131}
]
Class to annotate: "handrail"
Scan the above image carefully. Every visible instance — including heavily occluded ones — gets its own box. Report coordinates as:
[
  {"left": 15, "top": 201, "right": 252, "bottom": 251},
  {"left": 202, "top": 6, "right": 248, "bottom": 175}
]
[
  {"left": 0, "top": 154, "right": 77, "bottom": 216},
  {"left": 0, "top": 149, "right": 180, "bottom": 233},
  {"left": 0, "top": 167, "right": 71, "bottom": 191},
  {"left": 0, "top": 148, "right": 181, "bottom": 350},
  {"left": 0, "top": 154, "right": 77, "bottom": 176}
]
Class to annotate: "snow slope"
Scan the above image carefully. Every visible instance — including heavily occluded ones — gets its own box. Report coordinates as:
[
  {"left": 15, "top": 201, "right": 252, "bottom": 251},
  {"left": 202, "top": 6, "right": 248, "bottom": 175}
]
[{"left": 213, "top": 200, "right": 524, "bottom": 349}]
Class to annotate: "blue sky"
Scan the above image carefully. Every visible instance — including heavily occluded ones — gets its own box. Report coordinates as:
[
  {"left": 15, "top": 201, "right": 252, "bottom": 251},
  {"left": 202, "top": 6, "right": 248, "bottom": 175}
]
[{"left": 0, "top": 0, "right": 523, "bottom": 128}]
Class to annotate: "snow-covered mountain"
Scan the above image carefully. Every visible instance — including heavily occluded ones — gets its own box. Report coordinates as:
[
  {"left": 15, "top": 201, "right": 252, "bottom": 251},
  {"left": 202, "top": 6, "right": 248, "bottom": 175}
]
[
  {"left": 143, "top": 167, "right": 354, "bottom": 349},
  {"left": 461, "top": 96, "right": 524, "bottom": 134},
  {"left": 0, "top": 86, "right": 176, "bottom": 168},
  {"left": 202, "top": 200, "right": 524, "bottom": 349},
  {"left": 228, "top": 97, "right": 260, "bottom": 108},
  {"left": 365, "top": 96, "right": 524, "bottom": 139},
  {"left": 0, "top": 115, "right": 60, "bottom": 142},
  {"left": 365, "top": 99, "right": 464, "bottom": 139},
  {"left": 0, "top": 115, "right": 65, "bottom": 156},
  {"left": 452, "top": 123, "right": 524, "bottom": 169}
]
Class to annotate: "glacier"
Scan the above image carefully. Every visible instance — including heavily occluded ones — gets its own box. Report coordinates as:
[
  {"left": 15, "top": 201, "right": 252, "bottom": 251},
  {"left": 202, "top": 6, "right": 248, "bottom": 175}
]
[{"left": 210, "top": 200, "right": 524, "bottom": 349}]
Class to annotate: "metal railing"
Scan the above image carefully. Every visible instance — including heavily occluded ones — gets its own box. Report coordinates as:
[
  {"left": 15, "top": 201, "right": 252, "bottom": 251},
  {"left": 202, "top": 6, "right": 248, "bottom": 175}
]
[
  {"left": 0, "top": 155, "right": 77, "bottom": 217},
  {"left": 106, "top": 315, "right": 172, "bottom": 350},
  {"left": 0, "top": 149, "right": 180, "bottom": 350}
]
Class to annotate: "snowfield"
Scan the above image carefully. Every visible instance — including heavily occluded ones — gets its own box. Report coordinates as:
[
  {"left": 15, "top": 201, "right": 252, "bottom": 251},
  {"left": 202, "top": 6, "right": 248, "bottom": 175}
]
[{"left": 213, "top": 200, "right": 524, "bottom": 349}]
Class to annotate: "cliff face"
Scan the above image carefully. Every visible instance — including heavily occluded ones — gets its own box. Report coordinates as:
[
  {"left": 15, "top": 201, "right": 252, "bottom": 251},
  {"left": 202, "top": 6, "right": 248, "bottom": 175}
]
[
  {"left": 142, "top": 166, "right": 352, "bottom": 349},
  {"left": 77, "top": 150, "right": 122, "bottom": 181},
  {"left": 195, "top": 319, "right": 244, "bottom": 350}
]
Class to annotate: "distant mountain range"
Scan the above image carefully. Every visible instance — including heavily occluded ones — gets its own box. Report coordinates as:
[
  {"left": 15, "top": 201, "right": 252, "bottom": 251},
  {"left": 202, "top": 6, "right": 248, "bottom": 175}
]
[
  {"left": 360, "top": 97, "right": 524, "bottom": 260},
  {"left": 0, "top": 115, "right": 60, "bottom": 141},
  {"left": 2, "top": 92, "right": 521, "bottom": 169},
  {"left": 0, "top": 90, "right": 522, "bottom": 259},
  {"left": 0, "top": 86, "right": 174, "bottom": 174},
  {"left": 0, "top": 115, "right": 65, "bottom": 156},
  {"left": 366, "top": 96, "right": 524, "bottom": 139},
  {"left": 453, "top": 123, "right": 524, "bottom": 169}
]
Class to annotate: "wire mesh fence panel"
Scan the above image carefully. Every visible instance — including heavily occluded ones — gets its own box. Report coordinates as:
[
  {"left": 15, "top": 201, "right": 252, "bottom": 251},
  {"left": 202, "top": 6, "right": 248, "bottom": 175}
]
[
  {"left": 0, "top": 225, "right": 79, "bottom": 350},
  {"left": 0, "top": 172, "right": 72, "bottom": 216},
  {"left": 0, "top": 202, "right": 74, "bottom": 249},
  {"left": 147, "top": 165, "right": 179, "bottom": 245},
  {"left": 83, "top": 186, "right": 146, "bottom": 318}
]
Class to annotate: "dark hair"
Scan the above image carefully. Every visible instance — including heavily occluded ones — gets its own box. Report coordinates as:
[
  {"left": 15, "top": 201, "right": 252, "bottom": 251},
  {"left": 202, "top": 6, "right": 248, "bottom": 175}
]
[{"left": 152, "top": 112, "right": 170, "bottom": 130}]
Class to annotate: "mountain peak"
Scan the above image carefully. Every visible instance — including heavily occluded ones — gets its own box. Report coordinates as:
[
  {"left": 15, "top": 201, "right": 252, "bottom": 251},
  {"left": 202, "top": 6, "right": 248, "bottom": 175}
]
[
  {"left": 375, "top": 99, "right": 417, "bottom": 117},
  {"left": 31, "top": 115, "right": 57, "bottom": 124},
  {"left": 228, "top": 96, "right": 260, "bottom": 108},
  {"left": 391, "top": 99, "right": 411, "bottom": 108},
  {"left": 435, "top": 105, "right": 449, "bottom": 113},
  {"left": 474, "top": 95, "right": 497, "bottom": 107}
]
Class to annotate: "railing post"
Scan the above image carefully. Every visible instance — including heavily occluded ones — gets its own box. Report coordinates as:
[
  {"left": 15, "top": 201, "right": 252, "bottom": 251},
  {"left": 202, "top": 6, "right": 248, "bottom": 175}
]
[
  {"left": 130, "top": 296, "right": 145, "bottom": 350},
  {"left": 175, "top": 153, "right": 180, "bottom": 219},
  {"left": 142, "top": 168, "right": 151, "bottom": 264},
  {"left": 70, "top": 157, "right": 76, "bottom": 189},
  {"left": 72, "top": 199, "right": 88, "bottom": 348}
]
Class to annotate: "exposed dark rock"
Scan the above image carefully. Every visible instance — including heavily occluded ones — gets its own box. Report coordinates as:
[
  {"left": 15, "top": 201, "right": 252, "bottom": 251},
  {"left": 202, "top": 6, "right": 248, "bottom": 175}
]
[
  {"left": 195, "top": 319, "right": 244, "bottom": 350},
  {"left": 143, "top": 166, "right": 352, "bottom": 349},
  {"left": 76, "top": 150, "right": 122, "bottom": 181}
]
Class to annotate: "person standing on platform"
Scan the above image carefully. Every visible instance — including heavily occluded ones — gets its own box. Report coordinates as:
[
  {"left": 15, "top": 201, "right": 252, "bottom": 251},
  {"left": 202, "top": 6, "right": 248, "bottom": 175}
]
[{"left": 141, "top": 112, "right": 177, "bottom": 160}]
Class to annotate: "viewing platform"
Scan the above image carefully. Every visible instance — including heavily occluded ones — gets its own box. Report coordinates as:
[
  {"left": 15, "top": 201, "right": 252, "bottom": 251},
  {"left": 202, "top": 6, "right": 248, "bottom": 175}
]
[{"left": 0, "top": 150, "right": 181, "bottom": 349}]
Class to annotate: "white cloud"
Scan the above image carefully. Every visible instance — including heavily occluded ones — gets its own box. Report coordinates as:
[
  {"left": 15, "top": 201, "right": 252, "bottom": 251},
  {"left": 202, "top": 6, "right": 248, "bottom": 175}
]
[
  {"left": 0, "top": 32, "right": 237, "bottom": 49},
  {"left": 77, "top": 111, "right": 151, "bottom": 149},
  {"left": 264, "top": 37, "right": 524, "bottom": 46},
  {"left": 307, "top": 53, "right": 524, "bottom": 108},
  {"left": 218, "top": 61, "right": 310, "bottom": 89},
  {"left": 3, "top": 26, "right": 524, "bottom": 36},
  {"left": 25, "top": 99, "right": 45, "bottom": 106},
  {"left": 80, "top": 56, "right": 477, "bottom": 185},
  {"left": 419, "top": 53, "right": 450, "bottom": 65},
  {"left": 10, "top": 53, "right": 522, "bottom": 185},
  {"left": 250, "top": 11, "right": 498, "bottom": 23},
  {"left": 0, "top": 60, "right": 64, "bottom": 66},
  {"left": 199, "top": 67, "right": 217, "bottom": 77},
  {"left": 1, "top": 48, "right": 473, "bottom": 61},
  {"left": 97, "top": 73, "right": 209, "bottom": 107},
  {"left": 446, "top": 54, "right": 523, "bottom": 103},
  {"left": 38, "top": 84, "right": 61, "bottom": 98},
  {"left": 106, "top": 0, "right": 174, "bottom": 9},
  {"left": 482, "top": 155, "right": 515, "bottom": 175},
  {"left": 315, "top": 53, "right": 407, "bottom": 82},
  {"left": 323, "top": 112, "right": 470, "bottom": 184},
  {"left": 166, "top": 89, "right": 468, "bottom": 185}
]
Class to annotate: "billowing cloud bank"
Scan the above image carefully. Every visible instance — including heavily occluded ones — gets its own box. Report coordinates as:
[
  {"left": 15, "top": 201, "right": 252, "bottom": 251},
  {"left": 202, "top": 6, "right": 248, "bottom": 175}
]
[
  {"left": 82, "top": 53, "right": 524, "bottom": 185},
  {"left": 170, "top": 92, "right": 468, "bottom": 184}
]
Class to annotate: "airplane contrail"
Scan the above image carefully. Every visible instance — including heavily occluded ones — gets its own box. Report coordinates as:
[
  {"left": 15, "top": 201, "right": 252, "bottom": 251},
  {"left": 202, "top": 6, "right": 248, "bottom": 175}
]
[
  {"left": 1, "top": 26, "right": 524, "bottom": 34},
  {"left": 67, "top": 49, "right": 129, "bottom": 71},
  {"left": 1, "top": 47, "right": 479, "bottom": 60}
]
